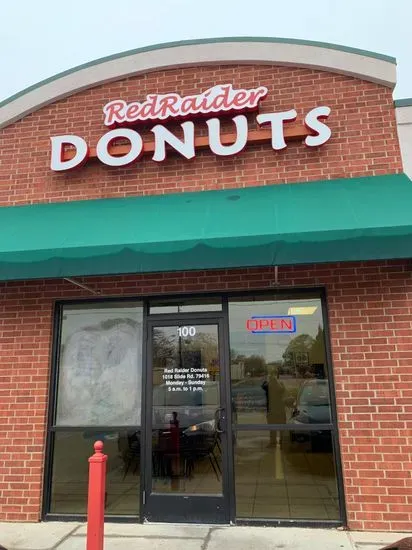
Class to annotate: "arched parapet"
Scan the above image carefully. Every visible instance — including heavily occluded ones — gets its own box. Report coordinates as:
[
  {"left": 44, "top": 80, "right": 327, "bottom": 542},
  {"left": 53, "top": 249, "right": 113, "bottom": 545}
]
[{"left": 0, "top": 36, "right": 396, "bottom": 130}]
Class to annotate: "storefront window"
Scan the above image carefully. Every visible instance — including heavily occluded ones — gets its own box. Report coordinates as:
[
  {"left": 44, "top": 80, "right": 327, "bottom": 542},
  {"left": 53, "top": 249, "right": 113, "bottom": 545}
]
[
  {"left": 46, "top": 293, "right": 340, "bottom": 522},
  {"left": 229, "top": 296, "right": 330, "bottom": 425},
  {"left": 56, "top": 302, "right": 143, "bottom": 426},
  {"left": 50, "top": 430, "right": 140, "bottom": 515},
  {"left": 49, "top": 302, "right": 143, "bottom": 516},
  {"left": 229, "top": 295, "right": 339, "bottom": 521},
  {"left": 234, "top": 430, "right": 339, "bottom": 520}
]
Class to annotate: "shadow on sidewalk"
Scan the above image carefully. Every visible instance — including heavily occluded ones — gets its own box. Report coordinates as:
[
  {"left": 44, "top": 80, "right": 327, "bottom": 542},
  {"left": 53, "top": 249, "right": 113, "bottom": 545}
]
[{"left": 381, "top": 539, "right": 412, "bottom": 550}]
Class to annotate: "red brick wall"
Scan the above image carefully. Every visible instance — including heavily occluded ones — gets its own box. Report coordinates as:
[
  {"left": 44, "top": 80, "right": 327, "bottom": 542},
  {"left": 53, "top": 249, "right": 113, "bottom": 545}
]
[
  {"left": 0, "top": 64, "right": 402, "bottom": 206},
  {"left": 0, "top": 260, "right": 411, "bottom": 530},
  {"left": 0, "top": 63, "right": 408, "bottom": 529}
]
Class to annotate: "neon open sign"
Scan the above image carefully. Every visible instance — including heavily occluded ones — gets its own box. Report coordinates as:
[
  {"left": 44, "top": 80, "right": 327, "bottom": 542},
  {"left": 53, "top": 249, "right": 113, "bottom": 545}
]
[{"left": 246, "top": 316, "right": 296, "bottom": 334}]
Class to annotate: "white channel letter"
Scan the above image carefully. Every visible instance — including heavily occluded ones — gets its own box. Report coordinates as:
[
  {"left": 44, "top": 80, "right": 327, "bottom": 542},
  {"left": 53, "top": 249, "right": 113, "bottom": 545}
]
[
  {"left": 256, "top": 110, "right": 297, "bottom": 150},
  {"left": 304, "top": 106, "right": 332, "bottom": 147},
  {"left": 151, "top": 121, "right": 195, "bottom": 162},
  {"left": 50, "top": 135, "right": 89, "bottom": 171},
  {"left": 206, "top": 115, "right": 248, "bottom": 156},
  {"left": 96, "top": 129, "right": 144, "bottom": 167}
]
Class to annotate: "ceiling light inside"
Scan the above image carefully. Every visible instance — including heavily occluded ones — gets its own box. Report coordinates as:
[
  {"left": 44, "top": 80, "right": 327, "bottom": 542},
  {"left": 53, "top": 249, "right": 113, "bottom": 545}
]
[{"left": 287, "top": 306, "right": 318, "bottom": 315}]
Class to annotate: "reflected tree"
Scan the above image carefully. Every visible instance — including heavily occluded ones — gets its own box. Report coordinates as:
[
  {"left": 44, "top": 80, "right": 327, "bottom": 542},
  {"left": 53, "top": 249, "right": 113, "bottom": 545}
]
[
  {"left": 282, "top": 329, "right": 326, "bottom": 378},
  {"left": 244, "top": 354, "right": 266, "bottom": 377},
  {"left": 152, "top": 329, "right": 176, "bottom": 374},
  {"left": 182, "top": 332, "right": 219, "bottom": 377},
  {"left": 310, "top": 326, "right": 326, "bottom": 365}
]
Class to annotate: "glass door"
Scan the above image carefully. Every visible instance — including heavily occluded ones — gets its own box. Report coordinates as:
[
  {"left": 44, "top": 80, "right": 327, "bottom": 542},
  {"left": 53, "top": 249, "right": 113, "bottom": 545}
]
[{"left": 143, "top": 318, "right": 231, "bottom": 523}]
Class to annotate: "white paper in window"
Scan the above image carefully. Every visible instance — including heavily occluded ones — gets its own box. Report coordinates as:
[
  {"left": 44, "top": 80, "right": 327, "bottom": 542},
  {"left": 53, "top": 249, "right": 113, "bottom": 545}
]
[{"left": 56, "top": 308, "right": 143, "bottom": 426}]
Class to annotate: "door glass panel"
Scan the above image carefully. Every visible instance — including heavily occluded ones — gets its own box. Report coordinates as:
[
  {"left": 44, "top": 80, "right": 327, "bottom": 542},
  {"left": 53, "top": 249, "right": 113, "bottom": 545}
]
[
  {"left": 234, "top": 430, "right": 339, "bottom": 520},
  {"left": 228, "top": 296, "right": 331, "bottom": 426},
  {"left": 151, "top": 324, "right": 223, "bottom": 495}
]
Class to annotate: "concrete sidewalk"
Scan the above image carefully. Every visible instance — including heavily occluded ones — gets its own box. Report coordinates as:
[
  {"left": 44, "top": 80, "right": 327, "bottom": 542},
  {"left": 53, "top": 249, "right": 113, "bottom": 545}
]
[{"left": 0, "top": 523, "right": 410, "bottom": 550}]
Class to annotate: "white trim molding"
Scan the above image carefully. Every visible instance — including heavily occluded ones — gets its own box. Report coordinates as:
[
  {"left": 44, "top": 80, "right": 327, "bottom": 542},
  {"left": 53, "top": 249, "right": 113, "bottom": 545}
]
[
  {"left": 396, "top": 103, "right": 412, "bottom": 177},
  {"left": 0, "top": 37, "right": 397, "bottom": 130}
]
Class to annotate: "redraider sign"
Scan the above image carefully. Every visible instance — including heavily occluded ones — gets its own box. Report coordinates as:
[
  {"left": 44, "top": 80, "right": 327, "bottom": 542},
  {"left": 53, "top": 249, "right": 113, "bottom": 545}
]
[{"left": 50, "top": 83, "right": 332, "bottom": 171}]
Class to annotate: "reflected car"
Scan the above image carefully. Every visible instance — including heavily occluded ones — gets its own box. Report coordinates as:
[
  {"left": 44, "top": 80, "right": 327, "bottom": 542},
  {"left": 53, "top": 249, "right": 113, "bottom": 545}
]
[
  {"left": 289, "top": 379, "right": 332, "bottom": 450},
  {"left": 152, "top": 381, "right": 237, "bottom": 439}
]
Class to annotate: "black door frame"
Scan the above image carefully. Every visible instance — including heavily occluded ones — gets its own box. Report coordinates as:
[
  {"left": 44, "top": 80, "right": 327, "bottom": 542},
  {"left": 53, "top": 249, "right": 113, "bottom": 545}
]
[{"left": 142, "top": 311, "right": 235, "bottom": 524}]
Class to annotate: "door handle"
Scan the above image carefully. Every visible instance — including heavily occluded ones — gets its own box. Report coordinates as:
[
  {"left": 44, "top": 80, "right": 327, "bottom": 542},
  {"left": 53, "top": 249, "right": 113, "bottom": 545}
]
[{"left": 215, "top": 407, "right": 226, "bottom": 434}]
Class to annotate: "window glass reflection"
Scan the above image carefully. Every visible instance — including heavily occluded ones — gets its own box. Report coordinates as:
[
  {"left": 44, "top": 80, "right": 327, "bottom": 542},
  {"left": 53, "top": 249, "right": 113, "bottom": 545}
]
[
  {"left": 50, "top": 430, "right": 140, "bottom": 515},
  {"left": 234, "top": 430, "right": 339, "bottom": 520},
  {"left": 229, "top": 297, "right": 331, "bottom": 426},
  {"left": 151, "top": 324, "right": 223, "bottom": 495}
]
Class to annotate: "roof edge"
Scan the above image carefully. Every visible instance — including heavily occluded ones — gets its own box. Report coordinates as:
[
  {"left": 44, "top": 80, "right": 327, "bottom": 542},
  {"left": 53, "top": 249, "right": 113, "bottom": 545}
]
[
  {"left": 0, "top": 36, "right": 397, "bottom": 130},
  {"left": 0, "top": 36, "right": 397, "bottom": 109}
]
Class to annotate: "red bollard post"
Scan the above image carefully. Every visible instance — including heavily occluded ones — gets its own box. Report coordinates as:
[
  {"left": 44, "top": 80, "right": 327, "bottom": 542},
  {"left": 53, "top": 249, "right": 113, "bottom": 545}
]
[{"left": 86, "top": 441, "right": 107, "bottom": 550}]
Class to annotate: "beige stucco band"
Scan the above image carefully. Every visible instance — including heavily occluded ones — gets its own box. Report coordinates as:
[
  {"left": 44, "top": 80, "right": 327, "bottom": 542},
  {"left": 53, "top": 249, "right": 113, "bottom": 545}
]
[{"left": 0, "top": 39, "right": 397, "bottom": 130}]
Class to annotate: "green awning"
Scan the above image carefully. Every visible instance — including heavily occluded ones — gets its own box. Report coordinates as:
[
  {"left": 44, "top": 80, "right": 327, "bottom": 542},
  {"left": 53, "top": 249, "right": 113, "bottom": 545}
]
[{"left": 2, "top": 173, "right": 412, "bottom": 281}]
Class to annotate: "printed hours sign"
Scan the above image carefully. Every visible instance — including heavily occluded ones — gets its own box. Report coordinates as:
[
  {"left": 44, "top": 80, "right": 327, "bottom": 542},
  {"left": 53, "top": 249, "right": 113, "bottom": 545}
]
[{"left": 162, "top": 326, "right": 211, "bottom": 393}]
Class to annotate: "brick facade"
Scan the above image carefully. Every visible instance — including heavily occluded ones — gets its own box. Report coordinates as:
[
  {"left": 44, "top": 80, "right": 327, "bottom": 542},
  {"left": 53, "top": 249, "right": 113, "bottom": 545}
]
[
  {"left": 0, "top": 62, "right": 410, "bottom": 530},
  {"left": 0, "top": 263, "right": 411, "bottom": 529},
  {"left": 0, "top": 65, "right": 402, "bottom": 206}
]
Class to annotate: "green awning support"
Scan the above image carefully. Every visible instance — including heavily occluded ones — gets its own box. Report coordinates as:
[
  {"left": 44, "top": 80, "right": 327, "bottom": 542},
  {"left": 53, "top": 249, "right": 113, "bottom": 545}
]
[{"left": 1, "top": 173, "right": 412, "bottom": 281}]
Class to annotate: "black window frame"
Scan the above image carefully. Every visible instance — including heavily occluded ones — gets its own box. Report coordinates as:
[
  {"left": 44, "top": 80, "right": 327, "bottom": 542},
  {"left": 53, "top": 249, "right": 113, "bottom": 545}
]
[{"left": 42, "top": 287, "right": 346, "bottom": 527}]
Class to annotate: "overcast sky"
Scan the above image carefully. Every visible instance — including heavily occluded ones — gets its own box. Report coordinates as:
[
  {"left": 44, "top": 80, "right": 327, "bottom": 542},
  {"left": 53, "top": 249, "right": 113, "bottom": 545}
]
[{"left": 1, "top": 0, "right": 411, "bottom": 102}]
